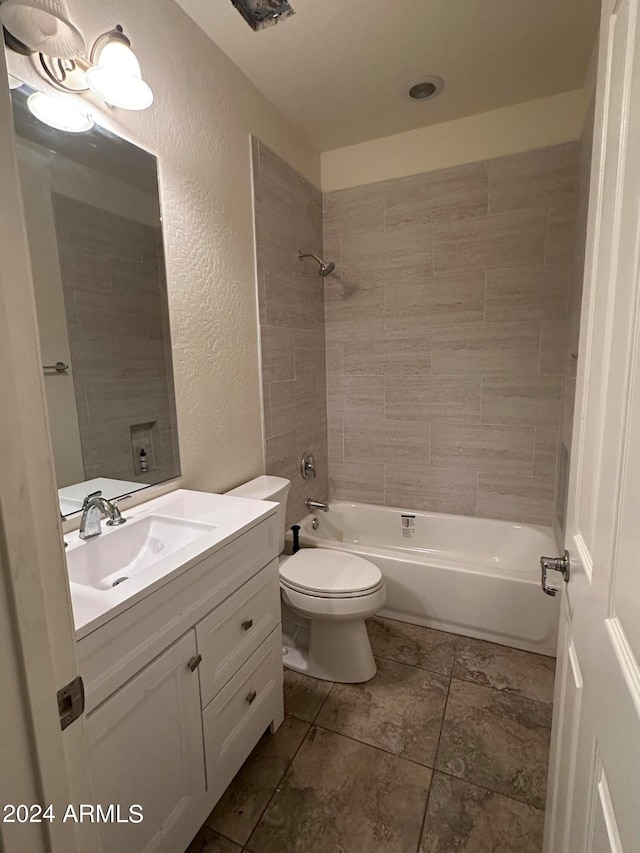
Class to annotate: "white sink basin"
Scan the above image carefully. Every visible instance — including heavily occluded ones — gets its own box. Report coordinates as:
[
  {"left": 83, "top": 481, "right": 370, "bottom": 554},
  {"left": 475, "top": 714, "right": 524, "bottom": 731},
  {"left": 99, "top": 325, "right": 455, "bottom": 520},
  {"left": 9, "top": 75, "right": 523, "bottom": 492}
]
[
  {"left": 65, "top": 489, "right": 279, "bottom": 638},
  {"left": 67, "top": 514, "right": 217, "bottom": 592}
]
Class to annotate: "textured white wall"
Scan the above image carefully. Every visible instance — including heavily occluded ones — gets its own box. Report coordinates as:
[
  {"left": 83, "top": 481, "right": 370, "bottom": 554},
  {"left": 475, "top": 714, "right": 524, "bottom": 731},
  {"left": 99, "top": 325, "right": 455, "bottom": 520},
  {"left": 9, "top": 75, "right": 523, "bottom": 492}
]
[
  {"left": 6, "top": 0, "right": 320, "bottom": 495},
  {"left": 321, "top": 89, "right": 591, "bottom": 192}
]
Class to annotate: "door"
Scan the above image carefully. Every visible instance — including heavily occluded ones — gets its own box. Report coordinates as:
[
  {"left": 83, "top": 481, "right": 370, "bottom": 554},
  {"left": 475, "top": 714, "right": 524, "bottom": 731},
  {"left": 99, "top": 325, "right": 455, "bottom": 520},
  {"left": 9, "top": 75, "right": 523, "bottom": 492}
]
[
  {"left": 86, "top": 631, "right": 206, "bottom": 853},
  {"left": 544, "top": 0, "right": 640, "bottom": 850}
]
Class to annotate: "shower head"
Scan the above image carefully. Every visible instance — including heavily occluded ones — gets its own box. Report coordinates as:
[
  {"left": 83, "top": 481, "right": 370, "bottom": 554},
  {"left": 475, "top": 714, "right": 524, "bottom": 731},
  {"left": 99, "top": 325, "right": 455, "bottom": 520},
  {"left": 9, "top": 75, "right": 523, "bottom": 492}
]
[{"left": 298, "top": 251, "right": 336, "bottom": 277}]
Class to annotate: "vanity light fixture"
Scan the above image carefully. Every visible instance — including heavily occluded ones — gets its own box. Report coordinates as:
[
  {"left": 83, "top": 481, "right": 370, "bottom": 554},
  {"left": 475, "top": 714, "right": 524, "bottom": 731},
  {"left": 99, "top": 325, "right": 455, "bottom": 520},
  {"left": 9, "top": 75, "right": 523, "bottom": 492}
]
[
  {"left": 84, "top": 27, "right": 153, "bottom": 110},
  {"left": 37, "top": 24, "right": 154, "bottom": 110},
  {"left": 0, "top": 0, "right": 86, "bottom": 59},
  {"left": 27, "top": 90, "right": 94, "bottom": 132},
  {"left": 2, "top": 0, "right": 154, "bottom": 112}
]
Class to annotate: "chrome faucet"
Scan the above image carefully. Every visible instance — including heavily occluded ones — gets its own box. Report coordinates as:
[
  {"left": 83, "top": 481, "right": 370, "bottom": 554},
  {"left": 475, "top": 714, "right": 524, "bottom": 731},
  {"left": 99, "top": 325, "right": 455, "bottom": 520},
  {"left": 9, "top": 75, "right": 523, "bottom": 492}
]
[
  {"left": 79, "top": 491, "right": 128, "bottom": 540},
  {"left": 306, "top": 499, "right": 329, "bottom": 513}
]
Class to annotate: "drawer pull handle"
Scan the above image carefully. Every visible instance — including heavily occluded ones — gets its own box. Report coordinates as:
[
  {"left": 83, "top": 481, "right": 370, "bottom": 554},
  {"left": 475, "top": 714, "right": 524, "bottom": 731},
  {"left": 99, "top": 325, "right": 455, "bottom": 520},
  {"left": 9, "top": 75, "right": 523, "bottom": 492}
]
[
  {"left": 245, "top": 690, "right": 257, "bottom": 705},
  {"left": 242, "top": 619, "right": 254, "bottom": 631},
  {"left": 187, "top": 654, "right": 202, "bottom": 672}
]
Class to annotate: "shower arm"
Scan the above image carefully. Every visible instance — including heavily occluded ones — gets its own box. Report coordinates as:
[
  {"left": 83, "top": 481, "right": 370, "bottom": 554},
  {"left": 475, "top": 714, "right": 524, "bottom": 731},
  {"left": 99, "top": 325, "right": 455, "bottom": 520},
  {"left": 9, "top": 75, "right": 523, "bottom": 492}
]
[{"left": 298, "top": 251, "right": 323, "bottom": 265}]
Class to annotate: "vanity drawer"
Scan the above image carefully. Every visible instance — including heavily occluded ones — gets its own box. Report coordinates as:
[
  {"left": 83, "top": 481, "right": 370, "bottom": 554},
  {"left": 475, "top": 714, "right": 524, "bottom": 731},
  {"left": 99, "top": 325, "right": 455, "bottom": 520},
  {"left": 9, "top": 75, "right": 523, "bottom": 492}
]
[
  {"left": 203, "top": 628, "right": 283, "bottom": 803},
  {"left": 196, "top": 560, "right": 281, "bottom": 708}
]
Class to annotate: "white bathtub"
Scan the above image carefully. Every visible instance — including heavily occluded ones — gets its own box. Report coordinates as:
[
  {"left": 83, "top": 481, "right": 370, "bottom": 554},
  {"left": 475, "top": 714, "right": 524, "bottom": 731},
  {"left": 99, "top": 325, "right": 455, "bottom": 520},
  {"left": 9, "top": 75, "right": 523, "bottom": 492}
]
[{"left": 288, "top": 501, "right": 561, "bottom": 657}]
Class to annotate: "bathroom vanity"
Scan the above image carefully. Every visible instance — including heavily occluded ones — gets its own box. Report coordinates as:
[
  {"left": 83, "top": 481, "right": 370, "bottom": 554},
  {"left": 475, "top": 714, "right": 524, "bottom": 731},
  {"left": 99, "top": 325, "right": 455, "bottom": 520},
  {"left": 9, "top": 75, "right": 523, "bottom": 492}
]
[{"left": 67, "top": 490, "right": 283, "bottom": 853}]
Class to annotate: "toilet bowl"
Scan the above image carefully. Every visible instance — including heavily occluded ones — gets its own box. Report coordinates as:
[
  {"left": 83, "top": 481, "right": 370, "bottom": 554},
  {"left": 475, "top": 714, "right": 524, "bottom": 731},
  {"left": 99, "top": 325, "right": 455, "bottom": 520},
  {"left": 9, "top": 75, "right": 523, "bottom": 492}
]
[{"left": 226, "top": 475, "right": 386, "bottom": 683}]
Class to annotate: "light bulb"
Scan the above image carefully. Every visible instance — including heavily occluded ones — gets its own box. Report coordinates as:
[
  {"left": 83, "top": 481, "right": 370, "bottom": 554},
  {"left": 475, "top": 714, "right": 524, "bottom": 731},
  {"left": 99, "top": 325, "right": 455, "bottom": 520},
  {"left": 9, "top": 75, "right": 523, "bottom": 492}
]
[
  {"left": 27, "top": 92, "right": 94, "bottom": 133},
  {"left": 86, "top": 38, "right": 153, "bottom": 111}
]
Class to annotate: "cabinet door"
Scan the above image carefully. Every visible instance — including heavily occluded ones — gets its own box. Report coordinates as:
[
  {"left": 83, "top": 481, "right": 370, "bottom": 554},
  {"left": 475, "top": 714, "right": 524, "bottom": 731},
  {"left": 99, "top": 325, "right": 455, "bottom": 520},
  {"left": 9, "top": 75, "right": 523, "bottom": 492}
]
[{"left": 86, "top": 632, "right": 205, "bottom": 853}]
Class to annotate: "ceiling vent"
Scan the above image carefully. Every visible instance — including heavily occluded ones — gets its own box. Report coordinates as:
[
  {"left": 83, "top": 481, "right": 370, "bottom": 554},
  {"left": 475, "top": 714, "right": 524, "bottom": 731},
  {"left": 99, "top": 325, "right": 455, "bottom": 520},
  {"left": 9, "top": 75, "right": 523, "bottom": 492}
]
[{"left": 230, "top": 0, "right": 295, "bottom": 31}]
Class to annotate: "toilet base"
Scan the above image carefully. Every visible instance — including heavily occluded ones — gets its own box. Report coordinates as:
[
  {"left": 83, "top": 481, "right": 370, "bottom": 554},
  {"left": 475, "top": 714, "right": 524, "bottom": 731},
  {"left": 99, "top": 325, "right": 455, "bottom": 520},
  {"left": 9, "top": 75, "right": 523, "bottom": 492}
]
[{"left": 282, "top": 610, "right": 377, "bottom": 683}]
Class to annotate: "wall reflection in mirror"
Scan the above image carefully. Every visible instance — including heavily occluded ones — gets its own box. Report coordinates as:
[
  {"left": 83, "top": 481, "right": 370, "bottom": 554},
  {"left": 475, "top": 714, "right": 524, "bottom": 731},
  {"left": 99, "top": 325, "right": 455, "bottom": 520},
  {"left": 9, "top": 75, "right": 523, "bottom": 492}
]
[{"left": 11, "top": 82, "right": 180, "bottom": 517}]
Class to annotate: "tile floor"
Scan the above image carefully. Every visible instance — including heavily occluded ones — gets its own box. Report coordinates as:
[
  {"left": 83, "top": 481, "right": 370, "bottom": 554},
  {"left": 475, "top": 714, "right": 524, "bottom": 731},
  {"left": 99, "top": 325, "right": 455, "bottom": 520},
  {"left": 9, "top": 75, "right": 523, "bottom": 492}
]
[{"left": 186, "top": 617, "right": 555, "bottom": 853}]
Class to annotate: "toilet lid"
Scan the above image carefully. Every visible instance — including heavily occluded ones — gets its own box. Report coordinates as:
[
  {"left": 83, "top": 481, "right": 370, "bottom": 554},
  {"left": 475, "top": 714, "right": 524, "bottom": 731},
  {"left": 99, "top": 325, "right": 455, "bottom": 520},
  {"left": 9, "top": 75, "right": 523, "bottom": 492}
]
[{"left": 280, "top": 548, "right": 382, "bottom": 596}]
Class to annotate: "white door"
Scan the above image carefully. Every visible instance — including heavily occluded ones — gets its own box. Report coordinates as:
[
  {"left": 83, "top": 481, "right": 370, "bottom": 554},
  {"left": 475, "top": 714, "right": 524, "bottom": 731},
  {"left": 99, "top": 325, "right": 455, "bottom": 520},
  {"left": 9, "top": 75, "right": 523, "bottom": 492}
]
[
  {"left": 544, "top": 0, "right": 640, "bottom": 850},
  {"left": 86, "top": 631, "right": 206, "bottom": 853}
]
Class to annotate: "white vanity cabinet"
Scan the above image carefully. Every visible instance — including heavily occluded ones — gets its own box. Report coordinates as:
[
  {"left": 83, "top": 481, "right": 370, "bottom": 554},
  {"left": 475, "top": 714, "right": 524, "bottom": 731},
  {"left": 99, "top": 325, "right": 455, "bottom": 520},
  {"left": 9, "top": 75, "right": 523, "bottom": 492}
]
[
  {"left": 85, "top": 632, "right": 205, "bottom": 853},
  {"left": 75, "top": 501, "right": 284, "bottom": 853}
]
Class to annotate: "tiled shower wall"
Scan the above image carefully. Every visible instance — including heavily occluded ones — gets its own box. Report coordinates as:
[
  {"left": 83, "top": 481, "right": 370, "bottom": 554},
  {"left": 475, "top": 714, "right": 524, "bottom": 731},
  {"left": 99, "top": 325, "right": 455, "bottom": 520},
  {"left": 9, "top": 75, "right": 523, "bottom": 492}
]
[
  {"left": 323, "top": 144, "right": 579, "bottom": 526},
  {"left": 252, "top": 139, "right": 329, "bottom": 528}
]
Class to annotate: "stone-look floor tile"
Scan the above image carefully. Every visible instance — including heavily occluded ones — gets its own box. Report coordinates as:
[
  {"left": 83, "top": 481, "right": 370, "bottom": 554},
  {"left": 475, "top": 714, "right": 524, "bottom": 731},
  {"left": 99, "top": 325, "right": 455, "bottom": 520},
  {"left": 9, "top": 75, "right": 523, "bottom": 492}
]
[
  {"left": 206, "top": 717, "right": 309, "bottom": 846},
  {"left": 453, "top": 638, "right": 556, "bottom": 704},
  {"left": 283, "top": 669, "right": 333, "bottom": 722},
  {"left": 436, "top": 680, "right": 552, "bottom": 809},
  {"left": 316, "top": 657, "right": 449, "bottom": 766},
  {"left": 368, "top": 617, "right": 457, "bottom": 676},
  {"left": 247, "top": 727, "right": 432, "bottom": 853},
  {"left": 185, "top": 826, "right": 242, "bottom": 853},
  {"left": 420, "top": 772, "right": 545, "bottom": 853}
]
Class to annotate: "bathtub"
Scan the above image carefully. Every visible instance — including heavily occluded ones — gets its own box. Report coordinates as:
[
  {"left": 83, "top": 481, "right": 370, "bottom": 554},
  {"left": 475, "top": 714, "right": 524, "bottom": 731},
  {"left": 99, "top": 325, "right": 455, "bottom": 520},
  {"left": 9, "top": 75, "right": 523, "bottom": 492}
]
[{"left": 287, "top": 501, "right": 561, "bottom": 657}]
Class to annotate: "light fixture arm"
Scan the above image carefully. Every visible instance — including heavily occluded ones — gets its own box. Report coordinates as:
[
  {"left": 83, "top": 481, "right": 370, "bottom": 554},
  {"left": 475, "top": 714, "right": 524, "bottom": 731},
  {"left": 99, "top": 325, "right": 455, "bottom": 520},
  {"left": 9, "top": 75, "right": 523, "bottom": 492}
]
[{"left": 37, "top": 24, "right": 128, "bottom": 95}]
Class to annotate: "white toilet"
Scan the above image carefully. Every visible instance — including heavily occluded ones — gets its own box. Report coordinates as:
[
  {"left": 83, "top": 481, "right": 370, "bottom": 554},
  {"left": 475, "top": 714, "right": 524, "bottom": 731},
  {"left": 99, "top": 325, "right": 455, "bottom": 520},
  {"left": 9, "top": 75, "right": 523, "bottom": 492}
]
[{"left": 227, "top": 475, "right": 386, "bottom": 683}]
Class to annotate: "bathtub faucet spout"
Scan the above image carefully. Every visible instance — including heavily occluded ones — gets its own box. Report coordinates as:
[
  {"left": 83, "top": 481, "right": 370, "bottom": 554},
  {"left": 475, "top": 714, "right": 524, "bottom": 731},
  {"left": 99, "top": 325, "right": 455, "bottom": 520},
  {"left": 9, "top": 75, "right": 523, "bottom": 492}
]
[{"left": 306, "top": 499, "right": 329, "bottom": 512}]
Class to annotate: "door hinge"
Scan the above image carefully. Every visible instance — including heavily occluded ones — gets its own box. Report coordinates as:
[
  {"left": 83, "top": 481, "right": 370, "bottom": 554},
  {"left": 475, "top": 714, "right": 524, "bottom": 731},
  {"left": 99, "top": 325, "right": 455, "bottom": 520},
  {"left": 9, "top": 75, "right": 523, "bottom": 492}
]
[{"left": 57, "top": 676, "right": 85, "bottom": 731}]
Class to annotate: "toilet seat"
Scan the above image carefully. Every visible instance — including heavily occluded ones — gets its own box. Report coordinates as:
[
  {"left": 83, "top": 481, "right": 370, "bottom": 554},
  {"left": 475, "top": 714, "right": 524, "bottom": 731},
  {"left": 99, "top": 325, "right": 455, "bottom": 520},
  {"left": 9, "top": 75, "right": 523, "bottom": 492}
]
[{"left": 280, "top": 548, "right": 383, "bottom": 599}]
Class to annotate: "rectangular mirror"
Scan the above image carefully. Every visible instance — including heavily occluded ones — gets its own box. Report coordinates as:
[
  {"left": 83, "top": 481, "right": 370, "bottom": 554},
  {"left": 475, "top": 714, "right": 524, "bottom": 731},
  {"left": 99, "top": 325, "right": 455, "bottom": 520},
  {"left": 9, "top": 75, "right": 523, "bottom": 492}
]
[{"left": 11, "top": 81, "right": 181, "bottom": 516}]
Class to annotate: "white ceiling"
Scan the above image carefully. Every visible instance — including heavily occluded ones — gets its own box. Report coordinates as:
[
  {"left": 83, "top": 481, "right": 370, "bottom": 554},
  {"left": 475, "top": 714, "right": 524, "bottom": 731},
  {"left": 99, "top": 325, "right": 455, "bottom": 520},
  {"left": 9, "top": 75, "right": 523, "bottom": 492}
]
[{"left": 176, "top": 0, "right": 600, "bottom": 152}]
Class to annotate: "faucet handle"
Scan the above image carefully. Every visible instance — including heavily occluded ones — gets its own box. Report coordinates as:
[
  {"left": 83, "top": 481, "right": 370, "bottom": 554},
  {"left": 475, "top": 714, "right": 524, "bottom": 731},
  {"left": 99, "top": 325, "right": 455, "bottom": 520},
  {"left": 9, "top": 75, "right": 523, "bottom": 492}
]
[
  {"left": 82, "top": 490, "right": 102, "bottom": 508},
  {"left": 106, "top": 495, "right": 129, "bottom": 527}
]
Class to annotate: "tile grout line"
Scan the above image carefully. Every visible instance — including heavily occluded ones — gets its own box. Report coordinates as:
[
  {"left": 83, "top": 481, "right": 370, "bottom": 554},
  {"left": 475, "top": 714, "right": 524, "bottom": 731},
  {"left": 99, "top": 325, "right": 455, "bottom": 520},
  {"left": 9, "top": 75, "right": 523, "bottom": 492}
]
[
  {"left": 415, "top": 668, "right": 453, "bottom": 853},
  {"left": 240, "top": 718, "right": 318, "bottom": 851}
]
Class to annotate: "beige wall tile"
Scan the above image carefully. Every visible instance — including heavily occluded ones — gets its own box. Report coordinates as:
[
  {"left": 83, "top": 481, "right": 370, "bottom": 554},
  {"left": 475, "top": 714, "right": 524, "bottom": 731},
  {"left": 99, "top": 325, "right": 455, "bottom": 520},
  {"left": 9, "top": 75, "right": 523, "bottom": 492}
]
[
  {"left": 342, "top": 222, "right": 433, "bottom": 284},
  {"left": 342, "top": 322, "right": 387, "bottom": 376},
  {"left": 324, "top": 184, "right": 385, "bottom": 239},
  {"left": 385, "top": 272, "right": 485, "bottom": 328},
  {"left": 430, "top": 423, "right": 534, "bottom": 474},
  {"left": 261, "top": 325, "right": 295, "bottom": 383},
  {"left": 266, "top": 430, "right": 298, "bottom": 482},
  {"left": 484, "top": 265, "right": 570, "bottom": 324},
  {"left": 329, "top": 461, "right": 385, "bottom": 504},
  {"left": 432, "top": 322, "right": 541, "bottom": 375},
  {"left": 539, "top": 319, "right": 566, "bottom": 374},
  {"left": 344, "top": 418, "right": 429, "bottom": 463},
  {"left": 265, "top": 267, "right": 318, "bottom": 331},
  {"left": 328, "top": 418, "right": 344, "bottom": 462},
  {"left": 545, "top": 202, "right": 577, "bottom": 266},
  {"left": 324, "top": 280, "right": 385, "bottom": 329},
  {"left": 434, "top": 208, "right": 546, "bottom": 274},
  {"left": 384, "top": 318, "right": 432, "bottom": 375},
  {"left": 384, "top": 161, "right": 488, "bottom": 228},
  {"left": 269, "top": 379, "right": 310, "bottom": 438},
  {"left": 293, "top": 329, "right": 326, "bottom": 380},
  {"left": 481, "top": 376, "right": 562, "bottom": 426},
  {"left": 488, "top": 143, "right": 578, "bottom": 214},
  {"left": 325, "top": 332, "right": 344, "bottom": 375},
  {"left": 533, "top": 426, "right": 560, "bottom": 479},
  {"left": 477, "top": 473, "right": 555, "bottom": 525},
  {"left": 384, "top": 465, "right": 477, "bottom": 515},
  {"left": 327, "top": 375, "right": 385, "bottom": 420},
  {"left": 385, "top": 375, "right": 482, "bottom": 423}
]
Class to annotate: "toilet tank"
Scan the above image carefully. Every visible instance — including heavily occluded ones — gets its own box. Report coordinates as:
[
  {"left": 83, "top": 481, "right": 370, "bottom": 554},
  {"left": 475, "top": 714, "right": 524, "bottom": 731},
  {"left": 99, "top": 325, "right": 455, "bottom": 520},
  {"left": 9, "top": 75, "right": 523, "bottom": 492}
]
[{"left": 226, "top": 476, "right": 291, "bottom": 553}]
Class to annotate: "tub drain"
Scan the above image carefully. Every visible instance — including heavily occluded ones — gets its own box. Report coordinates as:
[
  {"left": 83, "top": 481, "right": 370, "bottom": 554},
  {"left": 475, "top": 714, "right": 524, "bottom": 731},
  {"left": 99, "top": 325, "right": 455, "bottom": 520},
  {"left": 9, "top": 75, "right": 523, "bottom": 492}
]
[{"left": 112, "top": 577, "right": 128, "bottom": 587}]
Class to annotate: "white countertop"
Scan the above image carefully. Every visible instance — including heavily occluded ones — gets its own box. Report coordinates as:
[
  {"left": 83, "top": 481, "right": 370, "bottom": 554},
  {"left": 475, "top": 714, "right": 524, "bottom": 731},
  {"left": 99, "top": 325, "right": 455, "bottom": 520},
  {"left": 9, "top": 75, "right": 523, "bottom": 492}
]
[{"left": 65, "top": 489, "right": 277, "bottom": 639}]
